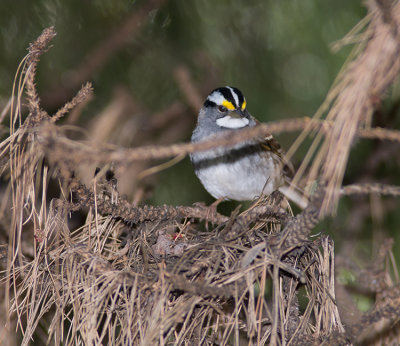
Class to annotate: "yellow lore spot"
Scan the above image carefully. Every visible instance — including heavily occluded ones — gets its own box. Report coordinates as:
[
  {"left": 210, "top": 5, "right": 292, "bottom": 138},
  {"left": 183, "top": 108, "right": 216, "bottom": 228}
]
[
  {"left": 222, "top": 100, "right": 235, "bottom": 110},
  {"left": 241, "top": 99, "right": 246, "bottom": 111}
]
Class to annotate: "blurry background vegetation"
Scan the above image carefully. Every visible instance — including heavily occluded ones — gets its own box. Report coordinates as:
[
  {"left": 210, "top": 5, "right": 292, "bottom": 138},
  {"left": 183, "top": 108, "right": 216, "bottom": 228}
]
[{"left": 1, "top": 0, "right": 399, "bottom": 306}]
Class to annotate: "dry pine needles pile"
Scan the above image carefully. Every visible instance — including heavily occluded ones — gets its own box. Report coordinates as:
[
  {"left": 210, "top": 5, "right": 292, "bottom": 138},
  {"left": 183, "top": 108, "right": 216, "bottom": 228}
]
[{"left": 2, "top": 2, "right": 400, "bottom": 345}]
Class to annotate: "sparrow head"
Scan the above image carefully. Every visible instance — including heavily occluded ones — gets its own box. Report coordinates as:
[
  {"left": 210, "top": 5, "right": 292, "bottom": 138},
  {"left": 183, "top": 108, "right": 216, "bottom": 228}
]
[{"left": 202, "top": 86, "right": 251, "bottom": 129}]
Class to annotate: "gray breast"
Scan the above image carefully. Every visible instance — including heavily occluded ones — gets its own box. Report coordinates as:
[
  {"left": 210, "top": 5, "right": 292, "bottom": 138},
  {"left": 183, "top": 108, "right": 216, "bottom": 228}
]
[{"left": 190, "top": 139, "right": 283, "bottom": 200}]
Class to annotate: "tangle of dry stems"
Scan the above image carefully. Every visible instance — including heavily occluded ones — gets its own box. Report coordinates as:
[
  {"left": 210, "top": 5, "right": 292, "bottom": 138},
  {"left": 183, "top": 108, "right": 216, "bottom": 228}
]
[
  {"left": 312, "top": 0, "right": 400, "bottom": 215},
  {"left": 2, "top": 3, "right": 400, "bottom": 344}
]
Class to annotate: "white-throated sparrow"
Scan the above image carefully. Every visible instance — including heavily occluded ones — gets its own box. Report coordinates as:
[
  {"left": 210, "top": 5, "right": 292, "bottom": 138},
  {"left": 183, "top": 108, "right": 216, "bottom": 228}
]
[{"left": 190, "top": 86, "right": 306, "bottom": 208}]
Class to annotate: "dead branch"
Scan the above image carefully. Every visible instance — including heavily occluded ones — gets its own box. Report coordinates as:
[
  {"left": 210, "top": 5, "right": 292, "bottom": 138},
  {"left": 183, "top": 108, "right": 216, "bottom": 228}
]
[
  {"left": 38, "top": 117, "right": 400, "bottom": 169},
  {"left": 341, "top": 183, "right": 400, "bottom": 197},
  {"left": 25, "top": 26, "right": 56, "bottom": 123},
  {"left": 51, "top": 82, "right": 93, "bottom": 122}
]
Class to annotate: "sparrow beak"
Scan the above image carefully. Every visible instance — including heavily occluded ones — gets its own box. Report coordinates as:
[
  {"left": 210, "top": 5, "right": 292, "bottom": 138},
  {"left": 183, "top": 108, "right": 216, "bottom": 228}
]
[{"left": 229, "top": 109, "right": 246, "bottom": 119}]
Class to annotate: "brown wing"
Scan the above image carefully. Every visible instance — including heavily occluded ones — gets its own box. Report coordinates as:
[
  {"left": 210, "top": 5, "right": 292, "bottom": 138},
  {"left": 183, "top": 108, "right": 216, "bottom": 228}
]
[
  {"left": 251, "top": 118, "right": 294, "bottom": 177},
  {"left": 251, "top": 120, "right": 308, "bottom": 206},
  {"left": 260, "top": 135, "right": 295, "bottom": 177}
]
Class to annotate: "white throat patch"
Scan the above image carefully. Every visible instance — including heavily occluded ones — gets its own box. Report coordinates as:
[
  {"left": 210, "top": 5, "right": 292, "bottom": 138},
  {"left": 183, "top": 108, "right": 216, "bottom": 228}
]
[{"left": 216, "top": 115, "right": 249, "bottom": 129}]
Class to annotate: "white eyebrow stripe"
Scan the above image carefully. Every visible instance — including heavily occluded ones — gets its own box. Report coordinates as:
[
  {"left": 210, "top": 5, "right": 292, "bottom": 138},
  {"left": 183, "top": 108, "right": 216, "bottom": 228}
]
[
  {"left": 216, "top": 115, "right": 249, "bottom": 129},
  {"left": 207, "top": 91, "right": 225, "bottom": 105},
  {"left": 226, "top": 86, "right": 239, "bottom": 108}
]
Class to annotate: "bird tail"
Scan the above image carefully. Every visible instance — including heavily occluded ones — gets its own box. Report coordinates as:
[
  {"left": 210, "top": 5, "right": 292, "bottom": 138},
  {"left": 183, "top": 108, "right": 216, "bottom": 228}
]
[{"left": 278, "top": 183, "right": 309, "bottom": 209}]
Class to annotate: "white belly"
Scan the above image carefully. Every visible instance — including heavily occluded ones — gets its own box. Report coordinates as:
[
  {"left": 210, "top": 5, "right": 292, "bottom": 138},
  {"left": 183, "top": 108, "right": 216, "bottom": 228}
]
[{"left": 195, "top": 153, "right": 282, "bottom": 201}]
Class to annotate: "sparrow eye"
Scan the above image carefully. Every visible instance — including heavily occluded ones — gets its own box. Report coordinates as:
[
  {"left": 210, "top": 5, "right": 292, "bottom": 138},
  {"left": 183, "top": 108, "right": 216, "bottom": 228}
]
[{"left": 217, "top": 105, "right": 227, "bottom": 113}]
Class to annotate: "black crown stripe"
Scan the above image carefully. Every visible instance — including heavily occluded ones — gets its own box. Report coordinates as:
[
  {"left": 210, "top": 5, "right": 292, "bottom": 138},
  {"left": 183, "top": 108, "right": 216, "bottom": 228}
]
[
  {"left": 218, "top": 87, "right": 237, "bottom": 108},
  {"left": 204, "top": 87, "right": 245, "bottom": 108},
  {"left": 204, "top": 99, "right": 216, "bottom": 108}
]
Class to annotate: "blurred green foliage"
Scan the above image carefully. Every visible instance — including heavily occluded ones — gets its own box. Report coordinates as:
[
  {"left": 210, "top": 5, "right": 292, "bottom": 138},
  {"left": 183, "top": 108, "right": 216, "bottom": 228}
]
[
  {"left": 2, "top": 0, "right": 400, "bottom": 272},
  {"left": 0, "top": 0, "right": 364, "bottom": 116}
]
